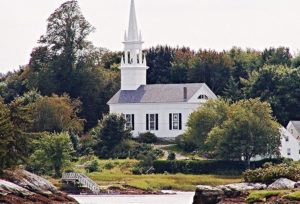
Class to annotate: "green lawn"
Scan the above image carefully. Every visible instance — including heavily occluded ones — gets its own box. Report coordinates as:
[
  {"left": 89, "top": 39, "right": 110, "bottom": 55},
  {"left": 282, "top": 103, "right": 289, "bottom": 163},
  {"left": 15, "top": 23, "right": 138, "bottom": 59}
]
[{"left": 71, "top": 158, "right": 241, "bottom": 191}]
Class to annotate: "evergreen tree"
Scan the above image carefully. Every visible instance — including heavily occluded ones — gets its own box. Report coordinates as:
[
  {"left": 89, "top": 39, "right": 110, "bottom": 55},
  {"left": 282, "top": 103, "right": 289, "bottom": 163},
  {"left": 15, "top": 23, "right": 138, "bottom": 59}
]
[
  {"left": 146, "top": 46, "right": 174, "bottom": 84},
  {"left": 0, "top": 100, "right": 30, "bottom": 170},
  {"left": 261, "top": 47, "right": 292, "bottom": 66},
  {"left": 223, "top": 76, "right": 242, "bottom": 102},
  {"left": 93, "top": 114, "right": 131, "bottom": 158}
]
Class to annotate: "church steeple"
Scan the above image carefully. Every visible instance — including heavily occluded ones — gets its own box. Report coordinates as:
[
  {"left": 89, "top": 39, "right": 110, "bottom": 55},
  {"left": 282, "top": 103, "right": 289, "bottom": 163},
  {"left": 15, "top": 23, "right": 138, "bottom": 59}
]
[
  {"left": 127, "top": 0, "right": 139, "bottom": 42},
  {"left": 120, "top": 0, "right": 148, "bottom": 90}
]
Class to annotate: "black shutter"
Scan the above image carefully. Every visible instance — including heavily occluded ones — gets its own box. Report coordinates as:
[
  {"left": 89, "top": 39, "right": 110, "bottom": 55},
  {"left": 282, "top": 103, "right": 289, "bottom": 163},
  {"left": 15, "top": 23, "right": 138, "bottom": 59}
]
[
  {"left": 169, "top": 114, "right": 172, "bottom": 130},
  {"left": 155, "top": 114, "right": 159, "bottom": 130},
  {"left": 131, "top": 114, "right": 135, "bottom": 130},
  {"left": 179, "top": 113, "right": 182, "bottom": 130},
  {"left": 146, "top": 114, "right": 149, "bottom": 130}
]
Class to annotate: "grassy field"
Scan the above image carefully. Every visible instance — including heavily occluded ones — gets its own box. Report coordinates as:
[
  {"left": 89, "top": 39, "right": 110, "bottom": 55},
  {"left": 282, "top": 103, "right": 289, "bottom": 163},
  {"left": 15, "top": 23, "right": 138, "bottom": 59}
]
[
  {"left": 246, "top": 190, "right": 300, "bottom": 203},
  {"left": 69, "top": 158, "right": 241, "bottom": 191}
]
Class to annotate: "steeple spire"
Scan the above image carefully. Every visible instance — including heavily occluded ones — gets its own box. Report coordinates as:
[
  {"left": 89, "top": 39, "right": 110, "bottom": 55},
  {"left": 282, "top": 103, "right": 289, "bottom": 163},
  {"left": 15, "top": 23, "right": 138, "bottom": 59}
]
[
  {"left": 120, "top": 0, "right": 148, "bottom": 90},
  {"left": 127, "top": 0, "right": 139, "bottom": 42}
]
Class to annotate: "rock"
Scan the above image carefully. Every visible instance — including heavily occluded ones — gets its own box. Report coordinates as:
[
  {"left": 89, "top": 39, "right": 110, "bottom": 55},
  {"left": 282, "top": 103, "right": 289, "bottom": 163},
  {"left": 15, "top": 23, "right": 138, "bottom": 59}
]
[
  {"left": 0, "top": 179, "right": 33, "bottom": 196},
  {"left": 221, "top": 183, "right": 266, "bottom": 191},
  {"left": 218, "top": 183, "right": 266, "bottom": 197},
  {"left": 0, "top": 169, "right": 78, "bottom": 204},
  {"left": 295, "top": 181, "right": 300, "bottom": 188},
  {"left": 193, "top": 183, "right": 267, "bottom": 204},
  {"left": 193, "top": 185, "right": 224, "bottom": 204},
  {"left": 4, "top": 169, "right": 57, "bottom": 195},
  {"left": 268, "top": 178, "right": 296, "bottom": 189}
]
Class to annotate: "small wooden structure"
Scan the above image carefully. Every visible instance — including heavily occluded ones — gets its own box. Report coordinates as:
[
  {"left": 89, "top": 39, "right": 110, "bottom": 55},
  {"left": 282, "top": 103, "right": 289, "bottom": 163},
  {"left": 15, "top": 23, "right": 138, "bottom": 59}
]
[{"left": 62, "top": 172, "right": 100, "bottom": 194}]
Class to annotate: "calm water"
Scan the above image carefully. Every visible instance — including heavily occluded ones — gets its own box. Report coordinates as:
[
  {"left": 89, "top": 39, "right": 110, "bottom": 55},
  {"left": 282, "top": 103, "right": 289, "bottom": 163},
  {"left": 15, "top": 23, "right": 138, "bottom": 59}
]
[{"left": 71, "top": 191, "right": 194, "bottom": 204}]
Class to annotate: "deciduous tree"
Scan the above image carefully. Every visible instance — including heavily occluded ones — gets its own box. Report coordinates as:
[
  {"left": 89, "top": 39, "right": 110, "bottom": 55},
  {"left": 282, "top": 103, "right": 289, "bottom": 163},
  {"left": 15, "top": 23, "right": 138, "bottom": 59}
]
[
  {"left": 28, "top": 132, "right": 74, "bottom": 177},
  {"left": 206, "top": 99, "right": 280, "bottom": 167},
  {"left": 183, "top": 99, "right": 280, "bottom": 167},
  {"left": 188, "top": 50, "right": 233, "bottom": 95},
  {"left": 32, "top": 94, "right": 84, "bottom": 133}
]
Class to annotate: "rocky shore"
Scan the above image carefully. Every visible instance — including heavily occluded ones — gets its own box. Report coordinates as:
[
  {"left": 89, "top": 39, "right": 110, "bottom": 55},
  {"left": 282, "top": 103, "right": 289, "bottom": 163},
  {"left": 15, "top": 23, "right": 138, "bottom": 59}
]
[
  {"left": 193, "top": 178, "right": 300, "bottom": 204},
  {"left": 0, "top": 169, "right": 78, "bottom": 204}
]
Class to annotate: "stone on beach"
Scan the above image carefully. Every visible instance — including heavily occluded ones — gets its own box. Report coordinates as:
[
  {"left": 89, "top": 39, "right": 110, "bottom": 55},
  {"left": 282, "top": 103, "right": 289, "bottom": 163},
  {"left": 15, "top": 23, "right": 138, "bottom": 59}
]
[{"left": 267, "top": 178, "right": 296, "bottom": 189}]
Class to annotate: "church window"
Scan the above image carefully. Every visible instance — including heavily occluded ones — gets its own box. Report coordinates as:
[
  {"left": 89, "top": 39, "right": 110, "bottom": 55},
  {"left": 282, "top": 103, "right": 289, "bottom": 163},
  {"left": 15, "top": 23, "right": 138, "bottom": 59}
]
[
  {"left": 198, "top": 95, "right": 208, "bottom": 99},
  {"left": 169, "top": 113, "right": 182, "bottom": 130},
  {"left": 287, "top": 148, "right": 291, "bottom": 156},
  {"left": 286, "top": 136, "right": 289, "bottom": 142},
  {"left": 291, "top": 129, "right": 293, "bottom": 134},
  {"left": 146, "top": 114, "right": 158, "bottom": 131},
  {"left": 125, "top": 114, "right": 134, "bottom": 130}
]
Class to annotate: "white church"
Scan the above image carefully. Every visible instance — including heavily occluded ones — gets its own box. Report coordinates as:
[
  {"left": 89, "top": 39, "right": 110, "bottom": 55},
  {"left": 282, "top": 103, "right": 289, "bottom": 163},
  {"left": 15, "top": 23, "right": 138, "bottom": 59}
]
[
  {"left": 108, "top": 0, "right": 217, "bottom": 138},
  {"left": 107, "top": 0, "right": 300, "bottom": 161}
]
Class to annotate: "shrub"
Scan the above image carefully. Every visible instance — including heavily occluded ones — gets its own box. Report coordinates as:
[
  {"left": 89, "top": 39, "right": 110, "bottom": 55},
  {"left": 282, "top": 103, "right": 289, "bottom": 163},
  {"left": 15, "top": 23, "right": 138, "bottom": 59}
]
[
  {"left": 110, "top": 140, "right": 164, "bottom": 160},
  {"left": 104, "top": 162, "right": 114, "bottom": 170},
  {"left": 84, "top": 159, "right": 99, "bottom": 173},
  {"left": 167, "top": 152, "right": 176, "bottom": 160},
  {"left": 132, "top": 155, "right": 155, "bottom": 174},
  {"left": 78, "top": 135, "right": 95, "bottom": 156},
  {"left": 243, "top": 162, "right": 300, "bottom": 184},
  {"left": 78, "top": 155, "right": 97, "bottom": 165},
  {"left": 175, "top": 134, "right": 196, "bottom": 152},
  {"left": 132, "top": 166, "right": 143, "bottom": 175},
  {"left": 153, "top": 160, "right": 244, "bottom": 174},
  {"left": 137, "top": 132, "right": 158, "bottom": 144},
  {"left": 153, "top": 158, "right": 284, "bottom": 175}
]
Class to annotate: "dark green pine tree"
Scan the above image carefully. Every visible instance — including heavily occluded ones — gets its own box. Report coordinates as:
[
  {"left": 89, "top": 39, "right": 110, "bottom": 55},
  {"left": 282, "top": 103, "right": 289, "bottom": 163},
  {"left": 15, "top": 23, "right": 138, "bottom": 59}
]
[
  {"left": 146, "top": 46, "right": 174, "bottom": 84},
  {"left": 0, "top": 100, "right": 20, "bottom": 170},
  {"left": 222, "top": 76, "right": 242, "bottom": 102},
  {"left": 0, "top": 101, "right": 14, "bottom": 170}
]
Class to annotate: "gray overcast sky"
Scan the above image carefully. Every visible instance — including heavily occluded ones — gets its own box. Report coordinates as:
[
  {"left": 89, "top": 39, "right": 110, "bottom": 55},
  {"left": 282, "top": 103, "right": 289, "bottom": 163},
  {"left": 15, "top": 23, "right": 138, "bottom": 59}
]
[{"left": 1, "top": 0, "right": 300, "bottom": 73}]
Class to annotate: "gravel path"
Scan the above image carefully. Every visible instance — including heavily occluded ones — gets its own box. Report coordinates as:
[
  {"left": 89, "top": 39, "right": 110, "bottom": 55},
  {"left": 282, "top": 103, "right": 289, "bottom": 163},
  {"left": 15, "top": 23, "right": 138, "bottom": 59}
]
[{"left": 153, "top": 144, "right": 189, "bottom": 160}]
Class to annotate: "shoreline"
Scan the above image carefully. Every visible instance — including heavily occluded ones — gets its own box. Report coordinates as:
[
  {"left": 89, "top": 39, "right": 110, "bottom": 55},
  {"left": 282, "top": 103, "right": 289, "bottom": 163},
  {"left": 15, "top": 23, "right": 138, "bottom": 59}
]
[
  {"left": 69, "top": 192, "right": 195, "bottom": 204},
  {"left": 69, "top": 190, "right": 194, "bottom": 196},
  {"left": 70, "top": 191, "right": 194, "bottom": 196}
]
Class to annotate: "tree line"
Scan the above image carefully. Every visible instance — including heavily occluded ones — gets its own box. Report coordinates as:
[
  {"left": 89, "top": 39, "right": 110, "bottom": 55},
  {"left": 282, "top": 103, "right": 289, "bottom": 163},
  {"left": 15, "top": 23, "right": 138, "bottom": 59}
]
[
  {"left": 3, "top": 45, "right": 299, "bottom": 129},
  {"left": 1, "top": 0, "right": 299, "bottom": 174}
]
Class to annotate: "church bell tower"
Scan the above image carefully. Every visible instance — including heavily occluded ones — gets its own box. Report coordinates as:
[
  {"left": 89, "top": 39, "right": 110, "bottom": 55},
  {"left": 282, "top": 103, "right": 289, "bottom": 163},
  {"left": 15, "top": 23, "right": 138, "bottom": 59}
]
[{"left": 120, "top": 0, "right": 148, "bottom": 90}]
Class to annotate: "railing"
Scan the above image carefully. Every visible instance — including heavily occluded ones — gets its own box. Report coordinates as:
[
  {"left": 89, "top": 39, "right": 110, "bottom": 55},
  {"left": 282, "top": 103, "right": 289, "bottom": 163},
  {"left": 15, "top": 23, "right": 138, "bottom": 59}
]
[{"left": 62, "top": 172, "right": 100, "bottom": 194}]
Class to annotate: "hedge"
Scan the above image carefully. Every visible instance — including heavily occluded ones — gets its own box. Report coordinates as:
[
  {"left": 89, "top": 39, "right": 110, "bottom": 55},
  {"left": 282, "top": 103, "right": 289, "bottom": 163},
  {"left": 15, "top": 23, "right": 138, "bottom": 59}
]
[{"left": 153, "top": 158, "right": 284, "bottom": 174}]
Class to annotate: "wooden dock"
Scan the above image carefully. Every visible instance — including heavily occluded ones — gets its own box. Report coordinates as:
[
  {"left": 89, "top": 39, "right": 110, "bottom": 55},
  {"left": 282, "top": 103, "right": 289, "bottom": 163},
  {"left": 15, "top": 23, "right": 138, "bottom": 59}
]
[{"left": 62, "top": 172, "right": 100, "bottom": 194}]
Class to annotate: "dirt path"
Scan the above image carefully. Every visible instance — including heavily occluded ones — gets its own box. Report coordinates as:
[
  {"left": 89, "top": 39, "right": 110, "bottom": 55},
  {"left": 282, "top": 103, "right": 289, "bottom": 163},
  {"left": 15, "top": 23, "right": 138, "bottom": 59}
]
[{"left": 153, "top": 144, "right": 189, "bottom": 160}]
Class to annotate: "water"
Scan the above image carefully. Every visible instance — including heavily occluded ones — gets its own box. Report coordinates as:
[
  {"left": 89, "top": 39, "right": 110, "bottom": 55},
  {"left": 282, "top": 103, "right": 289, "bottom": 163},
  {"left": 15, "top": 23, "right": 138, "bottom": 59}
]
[{"left": 71, "top": 191, "right": 194, "bottom": 204}]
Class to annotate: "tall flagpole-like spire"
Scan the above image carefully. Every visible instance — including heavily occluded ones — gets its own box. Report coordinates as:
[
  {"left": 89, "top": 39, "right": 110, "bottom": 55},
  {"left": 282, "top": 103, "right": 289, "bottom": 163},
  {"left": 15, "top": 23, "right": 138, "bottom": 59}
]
[
  {"left": 127, "top": 0, "right": 139, "bottom": 42},
  {"left": 120, "top": 0, "right": 148, "bottom": 90}
]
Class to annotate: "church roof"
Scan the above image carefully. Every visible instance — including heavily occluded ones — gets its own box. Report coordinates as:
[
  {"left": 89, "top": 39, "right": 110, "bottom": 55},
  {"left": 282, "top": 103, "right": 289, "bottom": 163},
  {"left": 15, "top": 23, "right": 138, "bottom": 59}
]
[
  {"left": 290, "top": 121, "right": 300, "bottom": 134},
  {"left": 108, "top": 83, "right": 205, "bottom": 104}
]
